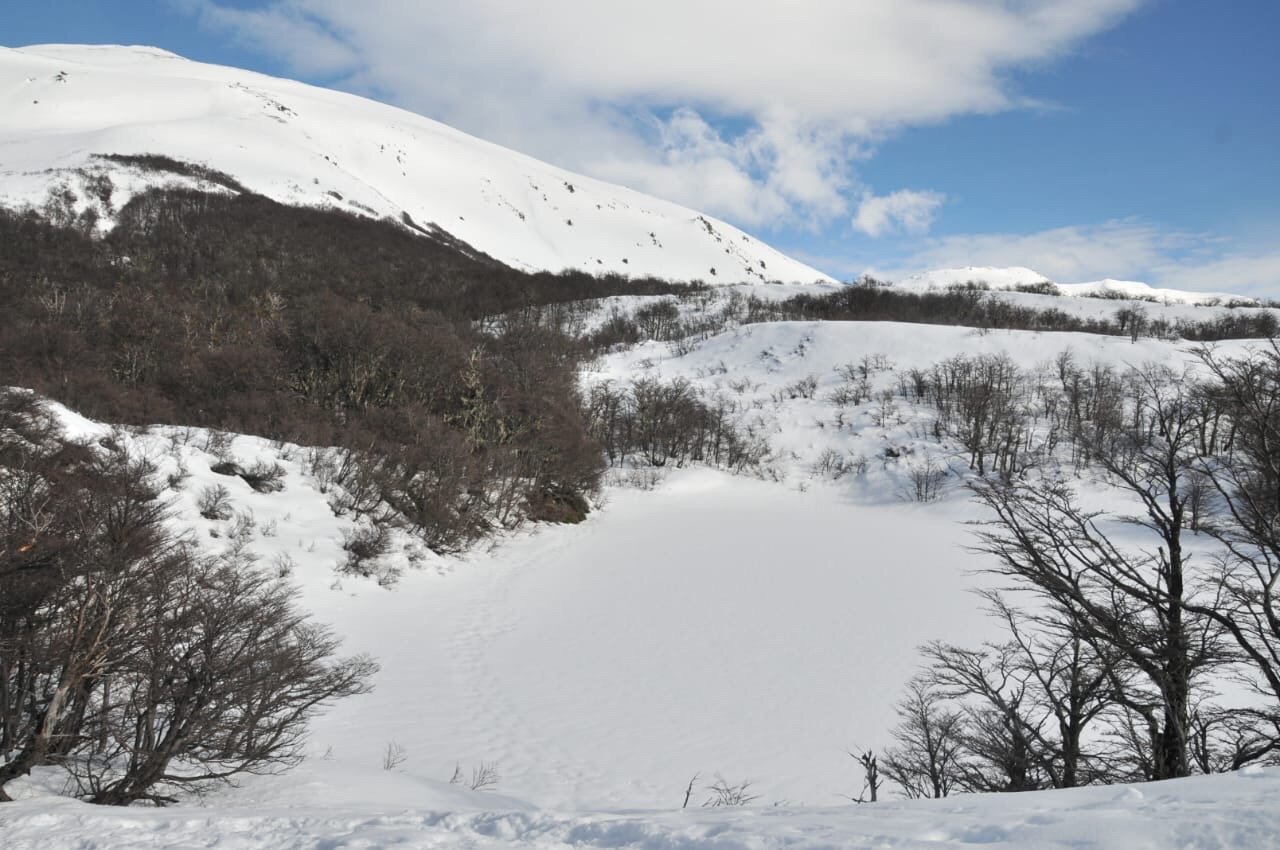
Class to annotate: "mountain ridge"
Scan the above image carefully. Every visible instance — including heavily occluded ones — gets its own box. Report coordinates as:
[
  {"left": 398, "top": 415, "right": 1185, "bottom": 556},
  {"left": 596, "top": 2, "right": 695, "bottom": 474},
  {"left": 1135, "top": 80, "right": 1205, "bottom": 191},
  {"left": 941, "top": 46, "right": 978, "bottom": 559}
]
[{"left": 896, "top": 264, "right": 1254, "bottom": 305}]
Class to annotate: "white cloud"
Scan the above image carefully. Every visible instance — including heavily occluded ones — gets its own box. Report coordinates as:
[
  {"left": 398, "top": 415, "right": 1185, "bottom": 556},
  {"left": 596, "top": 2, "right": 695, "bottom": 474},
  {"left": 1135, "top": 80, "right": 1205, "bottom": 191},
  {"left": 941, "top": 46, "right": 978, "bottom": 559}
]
[
  {"left": 179, "top": 0, "right": 1142, "bottom": 228},
  {"left": 1151, "top": 253, "right": 1280, "bottom": 296},
  {"left": 898, "top": 220, "right": 1183, "bottom": 281},
  {"left": 853, "top": 189, "right": 947, "bottom": 237},
  {"left": 174, "top": 0, "right": 358, "bottom": 76}
]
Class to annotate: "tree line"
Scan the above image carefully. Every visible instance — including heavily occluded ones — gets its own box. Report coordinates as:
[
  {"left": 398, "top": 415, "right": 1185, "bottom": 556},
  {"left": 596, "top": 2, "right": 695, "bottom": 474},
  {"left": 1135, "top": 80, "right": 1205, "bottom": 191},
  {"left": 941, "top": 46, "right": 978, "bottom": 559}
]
[
  {"left": 751, "top": 281, "right": 1280, "bottom": 341},
  {"left": 1, "top": 187, "right": 706, "bottom": 551}
]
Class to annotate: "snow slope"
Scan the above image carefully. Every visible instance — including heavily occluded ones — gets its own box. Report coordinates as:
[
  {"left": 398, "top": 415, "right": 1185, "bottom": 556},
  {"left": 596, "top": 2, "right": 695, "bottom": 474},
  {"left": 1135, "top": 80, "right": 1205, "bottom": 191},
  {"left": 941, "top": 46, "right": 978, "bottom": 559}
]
[
  {"left": 0, "top": 44, "right": 829, "bottom": 284},
  {"left": 898, "top": 266, "right": 1256, "bottom": 305},
  {"left": 5, "top": 308, "right": 1280, "bottom": 846}
]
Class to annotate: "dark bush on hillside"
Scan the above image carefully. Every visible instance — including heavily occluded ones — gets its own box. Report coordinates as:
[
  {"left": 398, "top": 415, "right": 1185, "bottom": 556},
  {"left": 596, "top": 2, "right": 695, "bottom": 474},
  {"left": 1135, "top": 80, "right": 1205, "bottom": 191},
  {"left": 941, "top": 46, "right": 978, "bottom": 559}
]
[
  {"left": 241, "top": 459, "right": 286, "bottom": 493},
  {"left": 341, "top": 521, "right": 392, "bottom": 577},
  {"left": 92, "top": 153, "right": 250, "bottom": 194},
  {"left": 1012, "top": 281, "right": 1060, "bottom": 295},
  {"left": 742, "top": 279, "right": 1279, "bottom": 341},
  {"left": 586, "top": 378, "right": 767, "bottom": 471},
  {"left": 197, "top": 482, "right": 233, "bottom": 520},
  {"left": 0, "top": 189, "right": 703, "bottom": 548},
  {"left": 0, "top": 391, "right": 374, "bottom": 805}
]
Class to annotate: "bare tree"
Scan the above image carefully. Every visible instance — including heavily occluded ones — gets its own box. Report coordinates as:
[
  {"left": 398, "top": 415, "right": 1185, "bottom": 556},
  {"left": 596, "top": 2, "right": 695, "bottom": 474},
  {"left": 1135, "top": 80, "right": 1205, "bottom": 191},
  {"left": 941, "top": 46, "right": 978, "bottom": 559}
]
[
  {"left": 0, "top": 411, "right": 178, "bottom": 800},
  {"left": 467, "top": 761, "right": 500, "bottom": 791},
  {"left": 845, "top": 749, "right": 880, "bottom": 803},
  {"left": 980, "top": 595, "right": 1118, "bottom": 787},
  {"left": 382, "top": 741, "right": 408, "bottom": 771},
  {"left": 0, "top": 393, "right": 375, "bottom": 805},
  {"left": 681, "top": 772, "right": 700, "bottom": 808},
  {"left": 881, "top": 677, "right": 965, "bottom": 798},
  {"left": 920, "top": 640, "right": 1048, "bottom": 792},
  {"left": 970, "top": 476, "right": 1218, "bottom": 779},
  {"left": 1182, "top": 345, "right": 1280, "bottom": 755},
  {"left": 71, "top": 550, "right": 375, "bottom": 805}
]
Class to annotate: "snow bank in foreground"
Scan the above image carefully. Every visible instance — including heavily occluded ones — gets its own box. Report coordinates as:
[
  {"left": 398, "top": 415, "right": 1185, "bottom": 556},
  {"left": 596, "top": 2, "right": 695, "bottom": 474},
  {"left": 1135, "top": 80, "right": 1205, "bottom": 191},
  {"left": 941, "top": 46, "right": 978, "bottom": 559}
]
[{"left": 3, "top": 767, "right": 1278, "bottom": 849}]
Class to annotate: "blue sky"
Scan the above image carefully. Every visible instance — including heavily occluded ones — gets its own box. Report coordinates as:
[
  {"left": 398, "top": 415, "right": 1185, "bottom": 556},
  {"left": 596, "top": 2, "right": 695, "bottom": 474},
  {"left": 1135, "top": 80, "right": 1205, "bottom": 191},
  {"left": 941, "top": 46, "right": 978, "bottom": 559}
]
[{"left": 4, "top": 1, "right": 1278, "bottom": 292}]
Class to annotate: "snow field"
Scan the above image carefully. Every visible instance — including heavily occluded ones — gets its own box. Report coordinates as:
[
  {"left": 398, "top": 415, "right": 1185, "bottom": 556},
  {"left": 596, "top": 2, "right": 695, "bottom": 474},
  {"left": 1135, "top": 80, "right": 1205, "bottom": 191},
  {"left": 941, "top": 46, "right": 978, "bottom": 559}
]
[
  {"left": 6, "top": 315, "right": 1280, "bottom": 847},
  {"left": 4, "top": 767, "right": 1279, "bottom": 849}
]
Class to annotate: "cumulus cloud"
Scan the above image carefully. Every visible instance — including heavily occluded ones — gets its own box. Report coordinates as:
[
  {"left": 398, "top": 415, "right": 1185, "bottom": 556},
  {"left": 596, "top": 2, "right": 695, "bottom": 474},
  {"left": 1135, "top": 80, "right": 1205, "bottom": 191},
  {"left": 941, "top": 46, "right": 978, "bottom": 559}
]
[
  {"left": 177, "top": 0, "right": 1142, "bottom": 228},
  {"left": 853, "top": 189, "right": 947, "bottom": 237},
  {"left": 899, "top": 220, "right": 1183, "bottom": 282},
  {"left": 174, "top": 0, "right": 358, "bottom": 76}
]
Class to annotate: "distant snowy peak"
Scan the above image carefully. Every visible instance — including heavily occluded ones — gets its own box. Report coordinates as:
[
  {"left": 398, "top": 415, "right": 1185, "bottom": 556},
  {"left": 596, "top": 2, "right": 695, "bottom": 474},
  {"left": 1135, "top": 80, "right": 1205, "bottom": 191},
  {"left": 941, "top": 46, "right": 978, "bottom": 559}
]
[
  {"left": 1055, "top": 278, "right": 1254, "bottom": 305},
  {"left": 0, "top": 44, "right": 830, "bottom": 284},
  {"left": 896, "top": 267, "right": 1255, "bottom": 306},
  {"left": 897, "top": 266, "right": 1052, "bottom": 292}
]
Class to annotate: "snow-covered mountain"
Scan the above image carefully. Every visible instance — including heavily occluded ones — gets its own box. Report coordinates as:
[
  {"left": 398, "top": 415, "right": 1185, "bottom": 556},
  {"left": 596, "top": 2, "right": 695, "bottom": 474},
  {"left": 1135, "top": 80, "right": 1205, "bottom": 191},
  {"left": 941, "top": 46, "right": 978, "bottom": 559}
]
[
  {"left": 896, "top": 265, "right": 1255, "bottom": 305},
  {"left": 0, "top": 44, "right": 829, "bottom": 284}
]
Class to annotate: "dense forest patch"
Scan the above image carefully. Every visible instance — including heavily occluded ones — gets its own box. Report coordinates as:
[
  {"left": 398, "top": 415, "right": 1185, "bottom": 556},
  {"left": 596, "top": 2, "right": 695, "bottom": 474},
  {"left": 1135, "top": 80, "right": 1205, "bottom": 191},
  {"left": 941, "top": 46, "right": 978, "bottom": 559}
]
[{"left": 0, "top": 189, "right": 697, "bottom": 548}]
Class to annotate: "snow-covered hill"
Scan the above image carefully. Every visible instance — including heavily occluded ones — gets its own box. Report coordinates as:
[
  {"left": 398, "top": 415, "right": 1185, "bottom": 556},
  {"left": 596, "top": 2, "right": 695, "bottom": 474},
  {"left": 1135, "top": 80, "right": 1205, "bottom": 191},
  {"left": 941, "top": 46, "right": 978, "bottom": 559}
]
[
  {"left": 6, "top": 282, "right": 1280, "bottom": 845},
  {"left": 897, "top": 265, "right": 1256, "bottom": 305},
  {"left": 0, "top": 44, "right": 829, "bottom": 284},
  {"left": 5, "top": 308, "right": 1279, "bottom": 847}
]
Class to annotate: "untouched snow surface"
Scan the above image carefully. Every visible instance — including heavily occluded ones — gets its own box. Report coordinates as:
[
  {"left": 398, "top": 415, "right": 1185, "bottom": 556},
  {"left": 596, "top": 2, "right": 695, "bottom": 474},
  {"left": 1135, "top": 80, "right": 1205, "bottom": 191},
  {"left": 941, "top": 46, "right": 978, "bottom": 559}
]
[
  {"left": 0, "top": 44, "right": 829, "bottom": 284},
  {"left": 5, "top": 313, "right": 1280, "bottom": 847},
  {"left": 4, "top": 767, "right": 1280, "bottom": 849}
]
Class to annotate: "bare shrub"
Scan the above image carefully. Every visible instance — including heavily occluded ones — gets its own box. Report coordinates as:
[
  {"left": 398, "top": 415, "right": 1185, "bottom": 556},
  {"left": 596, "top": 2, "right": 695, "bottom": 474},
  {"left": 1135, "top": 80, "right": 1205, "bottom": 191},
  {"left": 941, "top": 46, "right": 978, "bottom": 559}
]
[
  {"left": 848, "top": 454, "right": 870, "bottom": 476},
  {"left": 810, "top": 448, "right": 846, "bottom": 479},
  {"left": 783, "top": 374, "right": 819, "bottom": 400},
  {"left": 202, "top": 430, "right": 233, "bottom": 459},
  {"left": 165, "top": 457, "right": 190, "bottom": 490},
  {"left": 306, "top": 447, "right": 339, "bottom": 493},
  {"left": 340, "top": 521, "right": 392, "bottom": 577},
  {"left": 0, "top": 397, "right": 375, "bottom": 804},
  {"left": 197, "top": 483, "right": 232, "bottom": 520},
  {"left": 272, "top": 551, "right": 297, "bottom": 578},
  {"left": 382, "top": 741, "right": 408, "bottom": 771},
  {"left": 241, "top": 459, "right": 286, "bottom": 493},
  {"left": 451, "top": 761, "right": 500, "bottom": 790},
  {"left": 873, "top": 389, "right": 899, "bottom": 427},
  {"left": 209, "top": 459, "right": 243, "bottom": 477},
  {"left": 228, "top": 509, "right": 257, "bottom": 542},
  {"left": 828, "top": 380, "right": 870, "bottom": 407},
  {"left": 702, "top": 775, "right": 759, "bottom": 807},
  {"left": 811, "top": 448, "right": 864, "bottom": 480},
  {"left": 908, "top": 458, "right": 948, "bottom": 503}
]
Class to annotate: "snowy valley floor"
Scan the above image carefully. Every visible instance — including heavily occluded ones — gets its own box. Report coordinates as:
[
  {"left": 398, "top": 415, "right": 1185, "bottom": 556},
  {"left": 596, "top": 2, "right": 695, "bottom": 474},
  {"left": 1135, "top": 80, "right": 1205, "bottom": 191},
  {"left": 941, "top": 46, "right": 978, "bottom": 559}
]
[
  {"left": 4, "top": 753, "right": 1279, "bottom": 849},
  {"left": 8, "top": 319, "right": 1280, "bottom": 847},
  {"left": 6, "top": 469, "right": 1280, "bottom": 848}
]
